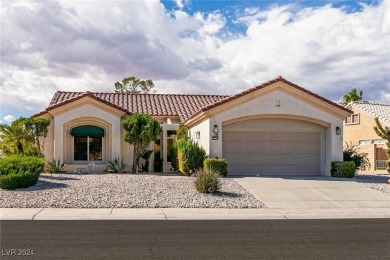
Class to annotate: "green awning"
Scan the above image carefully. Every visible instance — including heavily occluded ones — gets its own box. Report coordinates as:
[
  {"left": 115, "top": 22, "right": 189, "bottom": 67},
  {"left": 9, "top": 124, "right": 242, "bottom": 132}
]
[{"left": 70, "top": 126, "right": 105, "bottom": 137}]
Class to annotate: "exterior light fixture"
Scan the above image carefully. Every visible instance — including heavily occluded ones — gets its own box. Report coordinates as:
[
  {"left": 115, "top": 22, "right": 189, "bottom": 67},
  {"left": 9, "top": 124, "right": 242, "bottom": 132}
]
[
  {"left": 214, "top": 125, "right": 219, "bottom": 134},
  {"left": 336, "top": 126, "right": 341, "bottom": 135},
  {"left": 196, "top": 131, "right": 200, "bottom": 139}
]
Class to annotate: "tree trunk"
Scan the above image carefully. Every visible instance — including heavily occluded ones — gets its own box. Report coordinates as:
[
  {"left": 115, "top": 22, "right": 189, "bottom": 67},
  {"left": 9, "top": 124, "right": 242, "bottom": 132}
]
[
  {"left": 132, "top": 145, "right": 138, "bottom": 173},
  {"left": 17, "top": 142, "right": 24, "bottom": 154}
]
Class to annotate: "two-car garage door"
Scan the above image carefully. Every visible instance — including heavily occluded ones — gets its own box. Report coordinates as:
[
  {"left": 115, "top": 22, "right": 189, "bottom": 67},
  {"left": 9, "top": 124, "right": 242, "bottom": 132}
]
[{"left": 223, "top": 131, "right": 321, "bottom": 176}]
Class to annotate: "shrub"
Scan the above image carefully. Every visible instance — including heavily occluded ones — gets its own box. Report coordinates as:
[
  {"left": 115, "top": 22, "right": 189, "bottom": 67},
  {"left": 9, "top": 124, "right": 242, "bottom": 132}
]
[
  {"left": 343, "top": 142, "right": 370, "bottom": 171},
  {"left": 195, "top": 169, "right": 221, "bottom": 193},
  {"left": 140, "top": 150, "right": 153, "bottom": 172},
  {"left": 173, "top": 139, "right": 206, "bottom": 175},
  {"left": 46, "top": 158, "right": 65, "bottom": 173},
  {"left": 330, "top": 161, "right": 356, "bottom": 178},
  {"left": 0, "top": 172, "right": 41, "bottom": 189},
  {"left": 0, "top": 155, "right": 44, "bottom": 189},
  {"left": 106, "top": 157, "right": 127, "bottom": 173},
  {"left": 204, "top": 158, "right": 228, "bottom": 177}
]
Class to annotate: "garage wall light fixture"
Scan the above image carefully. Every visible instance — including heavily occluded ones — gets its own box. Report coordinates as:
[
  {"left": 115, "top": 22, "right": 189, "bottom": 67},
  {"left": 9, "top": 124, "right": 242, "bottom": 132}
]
[
  {"left": 195, "top": 131, "right": 200, "bottom": 139},
  {"left": 336, "top": 126, "right": 341, "bottom": 135},
  {"left": 214, "top": 125, "right": 219, "bottom": 134}
]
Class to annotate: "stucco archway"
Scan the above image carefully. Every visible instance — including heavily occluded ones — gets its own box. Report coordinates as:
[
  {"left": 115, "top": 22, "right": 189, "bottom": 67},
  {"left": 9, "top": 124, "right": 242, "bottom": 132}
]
[{"left": 63, "top": 117, "right": 112, "bottom": 164}]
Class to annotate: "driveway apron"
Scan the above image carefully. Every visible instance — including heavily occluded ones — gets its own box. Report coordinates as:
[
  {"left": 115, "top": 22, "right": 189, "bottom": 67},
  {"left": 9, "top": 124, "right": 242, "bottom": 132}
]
[{"left": 234, "top": 177, "right": 390, "bottom": 210}]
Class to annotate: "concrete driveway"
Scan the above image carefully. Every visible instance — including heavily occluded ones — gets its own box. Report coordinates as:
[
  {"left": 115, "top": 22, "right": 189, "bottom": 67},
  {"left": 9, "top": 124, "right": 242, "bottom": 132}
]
[{"left": 234, "top": 176, "right": 390, "bottom": 210}]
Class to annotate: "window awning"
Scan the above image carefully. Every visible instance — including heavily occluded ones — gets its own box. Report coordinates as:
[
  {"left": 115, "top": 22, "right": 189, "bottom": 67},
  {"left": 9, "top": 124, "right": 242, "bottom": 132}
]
[{"left": 70, "top": 125, "right": 105, "bottom": 137}]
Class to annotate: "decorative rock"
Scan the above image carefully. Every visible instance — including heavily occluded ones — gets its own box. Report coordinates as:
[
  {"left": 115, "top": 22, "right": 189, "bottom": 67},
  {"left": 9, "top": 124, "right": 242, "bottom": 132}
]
[
  {"left": 355, "top": 172, "right": 390, "bottom": 195},
  {"left": 0, "top": 174, "right": 266, "bottom": 209}
]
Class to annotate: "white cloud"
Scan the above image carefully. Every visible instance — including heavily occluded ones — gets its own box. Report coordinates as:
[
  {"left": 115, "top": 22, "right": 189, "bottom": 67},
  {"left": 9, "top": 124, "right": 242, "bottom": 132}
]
[
  {"left": 0, "top": 0, "right": 389, "bottom": 119},
  {"left": 4, "top": 115, "right": 16, "bottom": 123},
  {"left": 174, "top": 0, "right": 189, "bottom": 9}
]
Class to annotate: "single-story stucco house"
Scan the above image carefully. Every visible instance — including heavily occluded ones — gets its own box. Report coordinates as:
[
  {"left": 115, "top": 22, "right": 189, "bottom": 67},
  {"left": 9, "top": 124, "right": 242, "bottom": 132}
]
[{"left": 35, "top": 76, "right": 352, "bottom": 176}]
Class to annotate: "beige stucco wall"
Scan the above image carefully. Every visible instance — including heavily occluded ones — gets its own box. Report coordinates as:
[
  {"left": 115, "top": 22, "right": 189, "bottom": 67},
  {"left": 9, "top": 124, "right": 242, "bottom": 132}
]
[
  {"left": 53, "top": 103, "right": 121, "bottom": 164},
  {"left": 343, "top": 107, "right": 387, "bottom": 146},
  {"left": 189, "top": 119, "right": 210, "bottom": 155},
  {"left": 191, "top": 90, "right": 345, "bottom": 176},
  {"left": 42, "top": 118, "right": 55, "bottom": 162},
  {"left": 343, "top": 106, "right": 388, "bottom": 171}
]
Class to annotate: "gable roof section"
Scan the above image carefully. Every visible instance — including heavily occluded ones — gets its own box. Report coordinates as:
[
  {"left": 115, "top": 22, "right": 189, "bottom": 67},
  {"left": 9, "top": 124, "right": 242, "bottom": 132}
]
[
  {"left": 38, "top": 91, "right": 228, "bottom": 121},
  {"left": 35, "top": 76, "right": 351, "bottom": 122},
  {"left": 349, "top": 101, "right": 390, "bottom": 124},
  {"left": 184, "top": 76, "right": 352, "bottom": 124}
]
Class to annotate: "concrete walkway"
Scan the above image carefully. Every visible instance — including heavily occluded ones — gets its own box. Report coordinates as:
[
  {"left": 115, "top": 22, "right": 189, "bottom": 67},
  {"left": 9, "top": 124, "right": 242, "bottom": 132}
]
[{"left": 1, "top": 177, "right": 389, "bottom": 220}]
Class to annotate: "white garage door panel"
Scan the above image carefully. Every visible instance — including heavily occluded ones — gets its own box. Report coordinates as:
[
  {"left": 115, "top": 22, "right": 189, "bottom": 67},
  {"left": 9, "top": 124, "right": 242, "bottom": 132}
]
[{"left": 223, "top": 131, "right": 321, "bottom": 176}]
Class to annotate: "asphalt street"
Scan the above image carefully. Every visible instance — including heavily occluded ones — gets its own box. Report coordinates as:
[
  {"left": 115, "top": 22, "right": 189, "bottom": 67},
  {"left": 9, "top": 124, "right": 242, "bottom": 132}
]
[{"left": 1, "top": 219, "right": 390, "bottom": 259}]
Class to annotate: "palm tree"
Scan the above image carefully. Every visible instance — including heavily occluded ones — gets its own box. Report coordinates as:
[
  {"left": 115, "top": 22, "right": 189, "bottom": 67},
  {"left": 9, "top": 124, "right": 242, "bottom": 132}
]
[
  {"left": 341, "top": 88, "right": 363, "bottom": 106},
  {"left": 0, "top": 120, "right": 34, "bottom": 155}
]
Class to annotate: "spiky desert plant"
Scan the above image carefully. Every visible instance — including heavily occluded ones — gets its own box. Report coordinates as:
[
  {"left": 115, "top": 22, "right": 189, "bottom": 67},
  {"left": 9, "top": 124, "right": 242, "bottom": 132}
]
[{"left": 106, "top": 157, "right": 127, "bottom": 173}]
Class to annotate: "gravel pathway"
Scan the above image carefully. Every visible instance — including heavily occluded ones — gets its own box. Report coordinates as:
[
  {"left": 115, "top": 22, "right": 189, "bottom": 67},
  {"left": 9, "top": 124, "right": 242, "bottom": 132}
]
[
  {"left": 0, "top": 173, "right": 266, "bottom": 208},
  {"left": 354, "top": 172, "right": 390, "bottom": 195}
]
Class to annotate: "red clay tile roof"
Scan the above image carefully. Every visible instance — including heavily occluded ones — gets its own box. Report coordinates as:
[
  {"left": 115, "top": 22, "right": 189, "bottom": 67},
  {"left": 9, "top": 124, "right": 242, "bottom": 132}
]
[
  {"left": 44, "top": 91, "right": 229, "bottom": 121},
  {"left": 36, "top": 76, "right": 351, "bottom": 121},
  {"left": 188, "top": 76, "right": 352, "bottom": 120}
]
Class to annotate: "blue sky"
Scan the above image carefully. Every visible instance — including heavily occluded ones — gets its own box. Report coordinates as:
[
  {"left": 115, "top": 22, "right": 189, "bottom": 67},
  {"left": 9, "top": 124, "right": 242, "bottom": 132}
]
[{"left": 0, "top": 0, "right": 389, "bottom": 123}]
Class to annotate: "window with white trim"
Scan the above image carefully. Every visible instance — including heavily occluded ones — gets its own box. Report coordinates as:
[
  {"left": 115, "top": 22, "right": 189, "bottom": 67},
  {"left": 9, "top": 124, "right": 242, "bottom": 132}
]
[
  {"left": 373, "top": 139, "right": 385, "bottom": 144},
  {"left": 345, "top": 113, "right": 360, "bottom": 125},
  {"left": 359, "top": 140, "right": 371, "bottom": 145}
]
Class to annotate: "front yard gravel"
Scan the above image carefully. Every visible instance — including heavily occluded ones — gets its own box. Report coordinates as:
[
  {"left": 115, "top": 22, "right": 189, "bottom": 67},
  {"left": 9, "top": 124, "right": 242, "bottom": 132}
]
[
  {"left": 0, "top": 173, "right": 266, "bottom": 208},
  {"left": 354, "top": 172, "right": 390, "bottom": 196}
]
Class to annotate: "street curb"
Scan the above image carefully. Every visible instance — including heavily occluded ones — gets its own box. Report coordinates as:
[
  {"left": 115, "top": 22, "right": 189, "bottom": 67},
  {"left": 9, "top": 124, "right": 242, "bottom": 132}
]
[{"left": 1, "top": 208, "right": 389, "bottom": 220}]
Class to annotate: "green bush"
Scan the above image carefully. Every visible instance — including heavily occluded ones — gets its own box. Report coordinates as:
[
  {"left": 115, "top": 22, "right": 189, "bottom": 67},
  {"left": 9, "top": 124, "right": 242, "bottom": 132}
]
[
  {"left": 195, "top": 169, "right": 221, "bottom": 193},
  {"left": 0, "top": 155, "right": 44, "bottom": 189},
  {"left": 204, "top": 158, "right": 228, "bottom": 177},
  {"left": 343, "top": 142, "right": 370, "bottom": 171},
  {"left": 330, "top": 161, "right": 356, "bottom": 178},
  {"left": 173, "top": 139, "right": 206, "bottom": 175},
  {"left": 0, "top": 172, "right": 41, "bottom": 189}
]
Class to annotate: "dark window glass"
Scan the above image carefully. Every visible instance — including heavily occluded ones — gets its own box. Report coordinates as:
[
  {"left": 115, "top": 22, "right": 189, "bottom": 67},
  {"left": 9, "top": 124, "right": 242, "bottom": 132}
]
[
  {"left": 167, "top": 138, "right": 174, "bottom": 162},
  {"left": 167, "top": 130, "right": 177, "bottom": 137},
  {"left": 74, "top": 137, "right": 88, "bottom": 161},
  {"left": 74, "top": 137, "right": 102, "bottom": 161},
  {"left": 89, "top": 137, "right": 102, "bottom": 161}
]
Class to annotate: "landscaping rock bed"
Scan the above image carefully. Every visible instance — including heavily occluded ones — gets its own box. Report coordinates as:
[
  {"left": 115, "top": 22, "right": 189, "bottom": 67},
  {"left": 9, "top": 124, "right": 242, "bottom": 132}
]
[
  {"left": 0, "top": 173, "right": 266, "bottom": 208},
  {"left": 354, "top": 172, "right": 390, "bottom": 196}
]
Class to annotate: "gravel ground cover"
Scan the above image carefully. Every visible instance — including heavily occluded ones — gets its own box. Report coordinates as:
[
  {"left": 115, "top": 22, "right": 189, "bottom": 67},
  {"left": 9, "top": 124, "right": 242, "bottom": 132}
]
[
  {"left": 354, "top": 172, "right": 390, "bottom": 196},
  {"left": 0, "top": 173, "right": 266, "bottom": 208}
]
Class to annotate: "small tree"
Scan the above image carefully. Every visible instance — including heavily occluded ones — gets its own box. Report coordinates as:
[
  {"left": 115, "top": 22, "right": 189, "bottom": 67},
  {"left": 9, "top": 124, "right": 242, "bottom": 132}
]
[
  {"left": 340, "top": 88, "right": 363, "bottom": 106},
  {"left": 122, "top": 113, "right": 162, "bottom": 173},
  {"left": 0, "top": 119, "right": 34, "bottom": 155},
  {"left": 115, "top": 76, "right": 155, "bottom": 94},
  {"left": 22, "top": 117, "right": 51, "bottom": 156},
  {"left": 374, "top": 117, "right": 390, "bottom": 173},
  {"left": 169, "top": 123, "right": 189, "bottom": 170},
  {"left": 176, "top": 123, "right": 189, "bottom": 141}
]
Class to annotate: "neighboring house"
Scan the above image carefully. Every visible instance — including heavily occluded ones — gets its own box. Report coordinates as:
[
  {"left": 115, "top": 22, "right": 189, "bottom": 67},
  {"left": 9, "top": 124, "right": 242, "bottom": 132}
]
[
  {"left": 35, "top": 76, "right": 351, "bottom": 176},
  {"left": 343, "top": 101, "right": 390, "bottom": 171}
]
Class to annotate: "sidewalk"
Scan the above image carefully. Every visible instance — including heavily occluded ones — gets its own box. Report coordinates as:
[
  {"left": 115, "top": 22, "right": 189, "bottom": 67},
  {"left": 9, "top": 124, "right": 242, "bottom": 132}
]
[{"left": 1, "top": 207, "right": 389, "bottom": 220}]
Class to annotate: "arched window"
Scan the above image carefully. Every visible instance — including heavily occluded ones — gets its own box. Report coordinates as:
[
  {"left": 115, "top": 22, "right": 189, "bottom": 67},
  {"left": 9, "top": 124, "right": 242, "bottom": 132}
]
[{"left": 71, "top": 126, "right": 104, "bottom": 161}]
